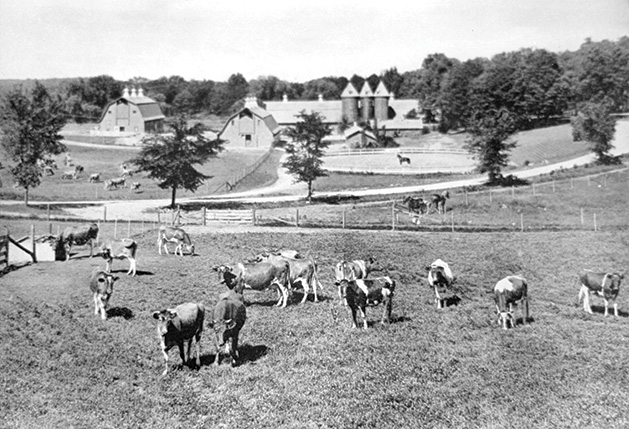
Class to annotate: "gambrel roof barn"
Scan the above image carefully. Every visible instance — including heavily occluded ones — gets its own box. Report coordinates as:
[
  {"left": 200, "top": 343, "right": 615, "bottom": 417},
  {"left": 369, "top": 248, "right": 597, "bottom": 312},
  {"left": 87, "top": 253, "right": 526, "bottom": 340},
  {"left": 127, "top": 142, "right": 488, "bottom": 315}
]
[{"left": 96, "top": 87, "right": 165, "bottom": 134}]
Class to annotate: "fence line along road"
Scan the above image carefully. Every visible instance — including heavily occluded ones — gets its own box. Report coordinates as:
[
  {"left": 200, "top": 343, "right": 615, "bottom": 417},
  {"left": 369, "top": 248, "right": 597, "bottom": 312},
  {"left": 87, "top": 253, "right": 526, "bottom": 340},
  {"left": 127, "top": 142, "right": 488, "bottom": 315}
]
[{"left": 324, "top": 147, "right": 469, "bottom": 157}]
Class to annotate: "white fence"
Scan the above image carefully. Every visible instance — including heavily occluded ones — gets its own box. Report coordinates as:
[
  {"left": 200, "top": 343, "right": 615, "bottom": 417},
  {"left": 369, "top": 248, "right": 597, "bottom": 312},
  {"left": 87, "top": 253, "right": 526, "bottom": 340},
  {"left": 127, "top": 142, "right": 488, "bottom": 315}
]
[
  {"left": 323, "top": 165, "right": 474, "bottom": 175},
  {"left": 324, "top": 147, "right": 469, "bottom": 157}
]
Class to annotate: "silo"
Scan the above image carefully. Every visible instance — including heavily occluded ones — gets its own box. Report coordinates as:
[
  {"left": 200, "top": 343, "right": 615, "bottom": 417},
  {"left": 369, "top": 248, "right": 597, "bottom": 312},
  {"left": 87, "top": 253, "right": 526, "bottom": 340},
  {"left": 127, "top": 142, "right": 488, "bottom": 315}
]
[
  {"left": 359, "top": 82, "right": 374, "bottom": 122},
  {"left": 341, "top": 82, "right": 359, "bottom": 123},
  {"left": 374, "top": 81, "right": 391, "bottom": 122}
]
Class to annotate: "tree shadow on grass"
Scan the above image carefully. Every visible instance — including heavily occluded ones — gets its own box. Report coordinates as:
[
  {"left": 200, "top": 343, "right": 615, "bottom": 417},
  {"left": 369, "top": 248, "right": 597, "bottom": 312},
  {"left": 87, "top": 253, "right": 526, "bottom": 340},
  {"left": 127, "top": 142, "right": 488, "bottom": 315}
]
[
  {"left": 107, "top": 306, "right": 134, "bottom": 320},
  {"left": 589, "top": 305, "right": 629, "bottom": 318}
]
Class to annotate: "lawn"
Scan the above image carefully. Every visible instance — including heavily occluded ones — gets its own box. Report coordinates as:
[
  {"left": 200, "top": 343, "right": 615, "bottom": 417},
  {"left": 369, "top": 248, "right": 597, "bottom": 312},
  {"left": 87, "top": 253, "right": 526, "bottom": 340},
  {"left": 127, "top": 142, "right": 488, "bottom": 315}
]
[{"left": 0, "top": 227, "right": 628, "bottom": 428}]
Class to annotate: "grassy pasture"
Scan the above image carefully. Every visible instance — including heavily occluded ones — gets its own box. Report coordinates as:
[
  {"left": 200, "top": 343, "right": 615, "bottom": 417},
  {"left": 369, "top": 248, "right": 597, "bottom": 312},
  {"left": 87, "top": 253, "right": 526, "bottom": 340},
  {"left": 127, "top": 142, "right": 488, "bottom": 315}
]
[{"left": 1, "top": 226, "right": 628, "bottom": 428}]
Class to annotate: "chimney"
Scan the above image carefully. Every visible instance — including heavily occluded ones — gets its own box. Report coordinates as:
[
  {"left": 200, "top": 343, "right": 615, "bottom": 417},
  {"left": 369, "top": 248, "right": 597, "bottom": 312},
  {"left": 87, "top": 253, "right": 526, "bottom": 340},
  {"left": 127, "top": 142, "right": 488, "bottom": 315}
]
[
  {"left": 283, "top": 94, "right": 288, "bottom": 103},
  {"left": 123, "top": 87, "right": 130, "bottom": 98}
]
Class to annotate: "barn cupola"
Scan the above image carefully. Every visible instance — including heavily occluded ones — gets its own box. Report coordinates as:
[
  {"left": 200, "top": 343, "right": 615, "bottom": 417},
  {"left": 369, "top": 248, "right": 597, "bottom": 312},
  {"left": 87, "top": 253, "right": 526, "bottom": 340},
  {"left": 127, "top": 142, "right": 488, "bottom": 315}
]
[{"left": 341, "top": 82, "right": 359, "bottom": 123}]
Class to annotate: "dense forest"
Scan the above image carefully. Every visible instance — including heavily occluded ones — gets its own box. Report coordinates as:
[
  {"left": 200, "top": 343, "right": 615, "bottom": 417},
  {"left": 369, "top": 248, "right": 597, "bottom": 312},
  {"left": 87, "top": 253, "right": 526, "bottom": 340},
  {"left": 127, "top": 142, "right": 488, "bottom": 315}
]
[{"left": 1, "top": 37, "right": 627, "bottom": 133}]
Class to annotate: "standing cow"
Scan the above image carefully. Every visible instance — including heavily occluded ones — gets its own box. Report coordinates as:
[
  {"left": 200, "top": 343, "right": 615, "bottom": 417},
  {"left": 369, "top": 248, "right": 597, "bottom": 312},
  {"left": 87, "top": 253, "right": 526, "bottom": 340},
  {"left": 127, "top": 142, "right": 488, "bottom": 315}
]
[
  {"left": 152, "top": 302, "right": 205, "bottom": 376},
  {"left": 100, "top": 238, "right": 138, "bottom": 276},
  {"left": 157, "top": 225, "right": 195, "bottom": 256},
  {"left": 58, "top": 223, "right": 99, "bottom": 261},
  {"left": 334, "top": 257, "right": 380, "bottom": 304},
  {"left": 426, "top": 259, "right": 454, "bottom": 309},
  {"left": 494, "top": 275, "right": 529, "bottom": 330},
  {"left": 254, "top": 252, "right": 322, "bottom": 303},
  {"left": 339, "top": 276, "right": 395, "bottom": 329},
  {"left": 89, "top": 270, "right": 117, "bottom": 320},
  {"left": 211, "top": 290, "right": 247, "bottom": 367},
  {"left": 578, "top": 270, "right": 624, "bottom": 317},
  {"left": 214, "top": 261, "right": 291, "bottom": 307}
]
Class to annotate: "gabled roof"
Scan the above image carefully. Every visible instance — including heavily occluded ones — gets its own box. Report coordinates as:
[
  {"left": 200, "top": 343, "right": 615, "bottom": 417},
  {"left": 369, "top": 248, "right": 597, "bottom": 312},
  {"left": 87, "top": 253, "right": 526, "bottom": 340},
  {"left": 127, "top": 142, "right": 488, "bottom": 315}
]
[
  {"left": 98, "top": 93, "right": 165, "bottom": 123},
  {"left": 344, "top": 125, "right": 377, "bottom": 140},
  {"left": 341, "top": 82, "right": 359, "bottom": 98},
  {"left": 374, "top": 81, "right": 391, "bottom": 97},
  {"left": 218, "top": 106, "right": 281, "bottom": 137},
  {"left": 264, "top": 100, "right": 343, "bottom": 124},
  {"left": 359, "top": 82, "right": 374, "bottom": 97}
]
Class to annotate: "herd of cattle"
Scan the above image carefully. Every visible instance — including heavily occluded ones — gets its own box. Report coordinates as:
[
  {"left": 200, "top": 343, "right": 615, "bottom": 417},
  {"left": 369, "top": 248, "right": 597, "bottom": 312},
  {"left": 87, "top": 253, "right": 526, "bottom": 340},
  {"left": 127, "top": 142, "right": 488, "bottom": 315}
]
[{"left": 55, "top": 222, "right": 624, "bottom": 375}]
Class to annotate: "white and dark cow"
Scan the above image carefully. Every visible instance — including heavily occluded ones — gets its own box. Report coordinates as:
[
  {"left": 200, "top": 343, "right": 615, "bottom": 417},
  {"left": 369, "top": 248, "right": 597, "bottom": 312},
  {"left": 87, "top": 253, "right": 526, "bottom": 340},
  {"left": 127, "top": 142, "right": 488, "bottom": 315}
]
[
  {"left": 211, "top": 290, "right": 247, "bottom": 367},
  {"left": 494, "top": 275, "right": 529, "bottom": 330},
  {"left": 88, "top": 173, "right": 100, "bottom": 183},
  {"left": 214, "top": 261, "right": 291, "bottom": 307},
  {"left": 152, "top": 302, "right": 205, "bottom": 376},
  {"left": 157, "top": 226, "right": 194, "bottom": 256},
  {"left": 254, "top": 253, "right": 322, "bottom": 303},
  {"left": 100, "top": 238, "right": 138, "bottom": 276},
  {"left": 58, "top": 223, "right": 99, "bottom": 261},
  {"left": 89, "top": 269, "right": 117, "bottom": 320},
  {"left": 426, "top": 259, "right": 454, "bottom": 309},
  {"left": 334, "top": 257, "right": 380, "bottom": 303},
  {"left": 104, "top": 177, "right": 126, "bottom": 190},
  {"left": 578, "top": 270, "right": 624, "bottom": 317},
  {"left": 339, "top": 276, "right": 395, "bottom": 329}
]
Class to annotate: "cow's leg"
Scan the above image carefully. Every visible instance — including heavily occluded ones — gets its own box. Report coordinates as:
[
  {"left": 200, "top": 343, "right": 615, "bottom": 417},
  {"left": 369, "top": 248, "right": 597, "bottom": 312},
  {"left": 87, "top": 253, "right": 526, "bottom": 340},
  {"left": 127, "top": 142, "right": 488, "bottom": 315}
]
[
  {"left": 312, "top": 273, "right": 319, "bottom": 303},
  {"left": 93, "top": 293, "right": 100, "bottom": 316},
  {"left": 280, "top": 284, "right": 289, "bottom": 308},
  {"left": 230, "top": 336, "right": 239, "bottom": 367},
  {"left": 349, "top": 307, "right": 358, "bottom": 329},
  {"left": 359, "top": 307, "right": 368, "bottom": 329},
  {"left": 161, "top": 346, "right": 170, "bottom": 375},
  {"left": 613, "top": 301, "right": 618, "bottom": 317},
  {"left": 128, "top": 257, "right": 136, "bottom": 276},
  {"left": 89, "top": 241, "right": 93, "bottom": 258},
  {"left": 582, "top": 287, "right": 593, "bottom": 314},
  {"left": 157, "top": 238, "right": 163, "bottom": 255},
  {"left": 194, "top": 333, "right": 202, "bottom": 369},
  {"left": 275, "top": 286, "right": 283, "bottom": 307},
  {"left": 522, "top": 298, "right": 529, "bottom": 324},
  {"left": 299, "top": 277, "right": 309, "bottom": 304},
  {"left": 177, "top": 341, "right": 186, "bottom": 368},
  {"left": 603, "top": 298, "right": 609, "bottom": 317},
  {"left": 65, "top": 243, "right": 71, "bottom": 261},
  {"left": 105, "top": 259, "right": 112, "bottom": 273}
]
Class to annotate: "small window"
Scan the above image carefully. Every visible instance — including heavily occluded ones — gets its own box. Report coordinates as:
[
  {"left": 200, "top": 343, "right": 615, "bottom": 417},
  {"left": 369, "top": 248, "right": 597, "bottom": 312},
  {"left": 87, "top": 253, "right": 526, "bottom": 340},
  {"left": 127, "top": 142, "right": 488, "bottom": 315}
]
[
  {"left": 133, "top": 110, "right": 137, "bottom": 114},
  {"left": 120, "top": 127, "right": 125, "bottom": 132},
  {"left": 108, "top": 110, "right": 112, "bottom": 114},
  {"left": 245, "top": 135, "right": 251, "bottom": 142}
]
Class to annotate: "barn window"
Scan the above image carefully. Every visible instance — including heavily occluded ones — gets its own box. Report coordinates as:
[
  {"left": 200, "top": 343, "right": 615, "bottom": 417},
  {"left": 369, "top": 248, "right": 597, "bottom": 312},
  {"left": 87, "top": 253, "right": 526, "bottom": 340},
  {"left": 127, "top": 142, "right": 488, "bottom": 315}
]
[
  {"left": 120, "top": 126, "right": 125, "bottom": 132},
  {"left": 108, "top": 110, "right": 112, "bottom": 114},
  {"left": 133, "top": 110, "right": 137, "bottom": 114},
  {"left": 245, "top": 135, "right": 251, "bottom": 142}
]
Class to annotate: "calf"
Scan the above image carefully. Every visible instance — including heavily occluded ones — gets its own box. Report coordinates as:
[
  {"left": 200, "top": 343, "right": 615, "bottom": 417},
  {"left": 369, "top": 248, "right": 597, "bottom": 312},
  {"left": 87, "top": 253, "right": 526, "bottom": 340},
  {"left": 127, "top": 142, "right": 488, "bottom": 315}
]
[
  {"left": 254, "top": 253, "right": 322, "bottom": 303},
  {"left": 334, "top": 256, "right": 380, "bottom": 303},
  {"left": 130, "top": 182, "right": 141, "bottom": 192},
  {"left": 426, "top": 259, "right": 454, "bottom": 309},
  {"left": 214, "top": 261, "right": 291, "bottom": 307},
  {"left": 152, "top": 302, "right": 205, "bottom": 376},
  {"left": 89, "top": 270, "right": 117, "bottom": 320},
  {"left": 494, "top": 275, "right": 529, "bottom": 329},
  {"left": 428, "top": 191, "right": 450, "bottom": 214},
  {"left": 158, "top": 225, "right": 194, "bottom": 256},
  {"left": 58, "top": 223, "right": 99, "bottom": 261},
  {"left": 100, "top": 238, "right": 138, "bottom": 276},
  {"left": 211, "top": 290, "right": 247, "bottom": 367},
  {"left": 578, "top": 269, "right": 624, "bottom": 317},
  {"left": 339, "top": 277, "right": 395, "bottom": 329}
]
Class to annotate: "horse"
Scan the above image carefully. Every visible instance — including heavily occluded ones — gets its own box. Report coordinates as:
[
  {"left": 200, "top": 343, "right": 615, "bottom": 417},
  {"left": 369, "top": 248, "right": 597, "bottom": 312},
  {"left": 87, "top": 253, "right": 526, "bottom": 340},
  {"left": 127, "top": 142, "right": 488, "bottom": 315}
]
[
  {"left": 428, "top": 191, "right": 450, "bottom": 214},
  {"left": 402, "top": 196, "right": 427, "bottom": 215},
  {"left": 396, "top": 153, "right": 411, "bottom": 165}
]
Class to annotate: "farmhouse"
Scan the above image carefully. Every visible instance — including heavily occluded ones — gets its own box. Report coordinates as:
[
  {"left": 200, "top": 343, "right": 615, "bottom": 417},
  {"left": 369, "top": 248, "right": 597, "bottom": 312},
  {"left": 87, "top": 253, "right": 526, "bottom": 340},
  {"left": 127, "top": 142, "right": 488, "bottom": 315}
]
[
  {"left": 95, "top": 87, "right": 165, "bottom": 135},
  {"left": 218, "top": 97, "right": 282, "bottom": 149}
]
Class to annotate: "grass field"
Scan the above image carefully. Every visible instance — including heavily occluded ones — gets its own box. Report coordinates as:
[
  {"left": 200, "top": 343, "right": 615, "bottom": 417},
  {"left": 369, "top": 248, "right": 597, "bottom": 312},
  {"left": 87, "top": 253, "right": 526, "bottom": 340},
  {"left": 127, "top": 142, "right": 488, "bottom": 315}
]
[{"left": 1, "top": 225, "right": 628, "bottom": 428}]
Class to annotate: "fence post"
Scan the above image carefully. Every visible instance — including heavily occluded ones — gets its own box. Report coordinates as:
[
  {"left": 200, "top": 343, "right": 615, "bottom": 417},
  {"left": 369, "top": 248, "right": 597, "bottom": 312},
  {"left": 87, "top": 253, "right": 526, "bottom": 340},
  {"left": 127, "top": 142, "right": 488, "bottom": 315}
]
[
  {"left": 571, "top": 178, "right": 574, "bottom": 189},
  {"left": 251, "top": 208, "right": 256, "bottom": 226},
  {"left": 511, "top": 186, "right": 515, "bottom": 199},
  {"left": 47, "top": 203, "right": 50, "bottom": 221},
  {"left": 520, "top": 213, "right": 524, "bottom": 232},
  {"left": 391, "top": 202, "right": 395, "bottom": 231},
  {"left": 31, "top": 225, "right": 37, "bottom": 263},
  {"left": 489, "top": 189, "right": 492, "bottom": 204},
  {"left": 465, "top": 190, "right": 469, "bottom": 206},
  {"left": 114, "top": 217, "right": 118, "bottom": 239},
  {"left": 202, "top": 207, "right": 207, "bottom": 226},
  {"left": 157, "top": 211, "right": 161, "bottom": 225},
  {"left": 103, "top": 206, "right": 107, "bottom": 222},
  {"left": 142, "top": 219, "right": 145, "bottom": 234},
  {"left": 593, "top": 213, "right": 597, "bottom": 232},
  {"left": 342, "top": 208, "right": 346, "bottom": 229},
  {"left": 580, "top": 208, "right": 584, "bottom": 225},
  {"left": 451, "top": 211, "right": 454, "bottom": 233},
  {"left": 49, "top": 223, "right": 52, "bottom": 235},
  {"left": 295, "top": 209, "right": 299, "bottom": 227}
]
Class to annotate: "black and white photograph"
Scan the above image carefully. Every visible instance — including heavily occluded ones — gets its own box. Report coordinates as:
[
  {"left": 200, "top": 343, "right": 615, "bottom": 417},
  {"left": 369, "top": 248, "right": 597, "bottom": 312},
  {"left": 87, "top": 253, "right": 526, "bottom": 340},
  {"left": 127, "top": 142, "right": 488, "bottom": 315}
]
[{"left": 0, "top": 0, "right": 628, "bottom": 427}]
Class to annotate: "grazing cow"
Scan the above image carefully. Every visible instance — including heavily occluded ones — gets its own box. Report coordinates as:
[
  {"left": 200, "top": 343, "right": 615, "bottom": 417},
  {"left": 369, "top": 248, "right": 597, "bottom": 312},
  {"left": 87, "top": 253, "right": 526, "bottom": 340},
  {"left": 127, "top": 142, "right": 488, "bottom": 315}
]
[
  {"left": 88, "top": 173, "right": 100, "bottom": 183},
  {"left": 254, "top": 253, "right": 322, "bottom": 303},
  {"left": 58, "top": 223, "right": 99, "bottom": 261},
  {"left": 104, "top": 177, "right": 126, "bottom": 190},
  {"left": 339, "top": 277, "right": 395, "bottom": 329},
  {"left": 214, "top": 261, "right": 291, "bottom": 307},
  {"left": 43, "top": 166, "right": 55, "bottom": 176},
  {"left": 494, "top": 275, "right": 529, "bottom": 330},
  {"left": 211, "top": 290, "right": 247, "bottom": 367},
  {"left": 89, "top": 270, "right": 117, "bottom": 320},
  {"left": 402, "top": 195, "right": 427, "bottom": 215},
  {"left": 157, "top": 225, "right": 194, "bottom": 256},
  {"left": 578, "top": 270, "right": 624, "bottom": 317},
  {"left": 100, "top": 238, "right": 138, "bottom": 276},
  {"left": 265, "top": 249, "right": 302, "bottom": 259},
  {"left": 428, "top": 191, "right": 450, "bottom": 214},
  {"left": 426, "top": 259, "right": 454, "bottom": 309},
  {"left": 397, "top": 153, "right": 411, "bottom": 165},
  {"left": 334, "top": 257, "right": 380, "bottom": 303},
  {"left": 152, "top": 302, "right": 205, "bottom": 376}
]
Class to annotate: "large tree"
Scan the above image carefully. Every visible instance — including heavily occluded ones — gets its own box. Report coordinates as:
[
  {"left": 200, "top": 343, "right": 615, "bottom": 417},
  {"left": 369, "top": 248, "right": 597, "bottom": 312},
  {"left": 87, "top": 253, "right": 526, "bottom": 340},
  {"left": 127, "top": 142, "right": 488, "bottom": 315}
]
[
  {"left": 465, "top": 108, "right": 518, "bottom": 184},
  {"left": 0, "top": 82, "right": 67, "bottom": 205},
  {"left": 129, "top": 115, "right": 224, "bottom": 208},
  {"left": 570, "top": 102, "right": 617, "bottom": 164},
  {"left": 282, "top": 111, "right": 331, "bottom": 202}
]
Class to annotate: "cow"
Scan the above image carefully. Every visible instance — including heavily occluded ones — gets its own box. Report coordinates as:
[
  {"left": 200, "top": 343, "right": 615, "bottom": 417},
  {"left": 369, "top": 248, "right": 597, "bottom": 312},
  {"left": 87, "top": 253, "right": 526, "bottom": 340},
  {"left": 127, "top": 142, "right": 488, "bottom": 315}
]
[
  {"left": 339, "top": 276, "right": 395, "bottom": 329},
  {"left": 397, "top": 153, "right": 411, "bottom": 165},
  {"left": 265, "top": 249, "right": 302, "bottom": 259},
  {"left": 157, "top": 225, "right": 195, "bottom": 256},
  {"left": 334, "top": 257, "right": 380, "bottom": 303},
  {"left": 152, "top": 302, "right": 205, "bottom": 376},
  {"left": 402, "top": 196, "right": 427, "bottom": 215},
  {"left": 61, "top": 170, "right": 76, "bottom": 180},
  {"left": 494, "top": 275, "right": 529, "bottom": 330},
  {"left": 214, "top": 261, "right": 291, "bottom": 307},
  {"left": 100, "top": 238, "right": 138, "bottom": 276},
  {"left": 426, "top": 259, "right": 454, "bottom": 309},
  {"left": 58, "top": 223, "right": 99, "bottom": 261},
  {"left": 428, "top": 191, "right": 450, "bottom": 214},
  {"left": 578, "top": 270, "right": 624, "bottom": 317},
  {"left": 104, "top": 177, "right": 126, "bottom": 190},
  {"left": 211, "top": 290, "right": 247, "bottom": 367},
  {"left": 88, "top": 173, "right": 100, "bottom": 183},
  {"left": 254, "top": 253, "right": 322, "bottom": 303},
  {"left": 89, "top": 269, "right": 117, "bottom": 320}
]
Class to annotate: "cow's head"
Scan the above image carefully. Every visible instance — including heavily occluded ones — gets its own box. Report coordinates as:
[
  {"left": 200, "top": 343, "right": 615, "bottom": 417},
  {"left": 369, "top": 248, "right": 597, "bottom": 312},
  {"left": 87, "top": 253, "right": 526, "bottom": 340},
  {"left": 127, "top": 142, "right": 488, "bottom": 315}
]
[
  {"left": 186, "top": 243, "right": 195, "bottom": 256},
  {"left": 338, "top": 279, "right": 351, "bottom": 300},
  {"left": 609, "top": 272, "right": 624, "bottom": 291},
  {"left": 495, "top": 294, "right": 513, "bottom": 330},
  {"left": 211, "top": 318, "right": 238, "bottom": 349},
  {"left": 366, "top": 256, "right": 381, "bottom": 272},
  {"left": 88, "top": 223, "right": 99, "bottom": 239},
  {"left": 96, "top": 273, "right": 117, "bottom": 303},
  {"left": 152, "top": 309, "right": 178, "bottom": 337}
]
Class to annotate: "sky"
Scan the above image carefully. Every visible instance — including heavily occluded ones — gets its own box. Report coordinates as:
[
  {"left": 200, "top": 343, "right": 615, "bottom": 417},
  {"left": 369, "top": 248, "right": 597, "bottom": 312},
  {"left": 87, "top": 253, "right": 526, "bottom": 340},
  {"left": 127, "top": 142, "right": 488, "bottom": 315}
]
[{"left": 1, "top": 0, "right": 628, "bottom": 83}]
